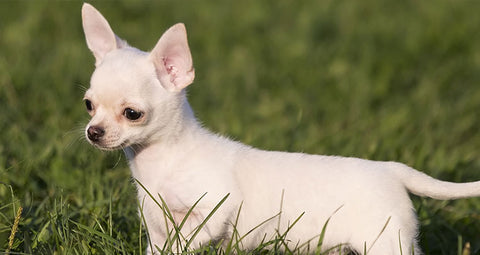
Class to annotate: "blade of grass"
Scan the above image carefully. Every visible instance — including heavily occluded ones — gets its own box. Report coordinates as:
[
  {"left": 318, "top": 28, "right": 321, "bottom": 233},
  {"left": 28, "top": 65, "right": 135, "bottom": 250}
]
[
  {"left": 155, "top": 191, "right": 209, "bottom": 253},
  {"left": 399, "top": 229, "right": 403, "bottom": 255},
  {"left": 186, "top": 193, "right": 230, "bottom": 250},
  {"left": 234, "top": 211, "right": 281, "bottom": 249},
  {"left": 134, "top": 179, "right": 184, "bottom": 252},
  {"left": 315, "top": 205, "right": 344, "bottom": 255},
  {"left": 70, "top": 220, "right": 120, "bottom": 245},
  {"left": 169, "top": 192, "right": 208, "bottom": 250},
  {"left": 225, "top": 201, "right": 243, "bottom": 254},
  {"left": 138, "top": 196, "right": 151, "bottom": 255},
  {"left": 274, "top": 212, "right": 305, "bottom": 253},
  {"left": 136, "top": 178, "right": 219, "bottom": 253},
  {"left": 154, "top": 191, "right": 184, "bottom": 252},
  {"left": 367, "top": 216, "right": 391, "bottom": 254}
]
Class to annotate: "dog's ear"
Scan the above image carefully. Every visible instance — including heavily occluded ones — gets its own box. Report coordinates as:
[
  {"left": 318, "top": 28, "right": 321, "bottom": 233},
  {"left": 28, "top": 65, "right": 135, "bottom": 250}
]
[
  {"left": 82, "top": 3, "right": 126, "bottom": 66},
  {"left": 149, "top": 23, "right": 195, "bottom": 92}
]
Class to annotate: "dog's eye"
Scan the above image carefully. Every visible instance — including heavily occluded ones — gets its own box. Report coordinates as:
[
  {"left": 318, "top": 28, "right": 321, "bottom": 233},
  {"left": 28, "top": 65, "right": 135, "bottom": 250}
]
[
  {"left": 85, "top": 99, "right": 93, "bottom": 112},
  {"left": 124, "top": 108, "right": 143, "bottom": 121}
]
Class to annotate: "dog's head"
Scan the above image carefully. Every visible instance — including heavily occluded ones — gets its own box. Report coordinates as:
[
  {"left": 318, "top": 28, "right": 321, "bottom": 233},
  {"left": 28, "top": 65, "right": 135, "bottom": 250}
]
[{"left": 81, "top": 3, "right": 195, "bottom": 150}]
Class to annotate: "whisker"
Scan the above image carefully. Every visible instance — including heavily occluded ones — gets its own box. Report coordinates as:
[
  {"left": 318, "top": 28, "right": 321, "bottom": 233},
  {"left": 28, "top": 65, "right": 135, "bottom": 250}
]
[
  {"left": 63, "top": 122, "right": 88, "bottom": 150},
  {"left": 76, "top": 82, "right": 89, "bottom": 93},
  {"left": 111, "top": 151, "right": 124, "bottom": 169}
]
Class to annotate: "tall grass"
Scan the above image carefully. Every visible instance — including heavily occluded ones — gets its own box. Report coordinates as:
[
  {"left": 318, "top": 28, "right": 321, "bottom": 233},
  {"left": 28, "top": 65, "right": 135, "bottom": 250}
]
[{"left": 1, "top": 0, "right": 480, "bottom": 254}]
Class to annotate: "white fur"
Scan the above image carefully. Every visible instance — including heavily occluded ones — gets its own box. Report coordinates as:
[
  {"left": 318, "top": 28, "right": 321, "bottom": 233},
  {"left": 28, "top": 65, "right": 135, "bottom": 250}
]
[{"left": 81, "top": 3, "right": 480, "bottom": 254}]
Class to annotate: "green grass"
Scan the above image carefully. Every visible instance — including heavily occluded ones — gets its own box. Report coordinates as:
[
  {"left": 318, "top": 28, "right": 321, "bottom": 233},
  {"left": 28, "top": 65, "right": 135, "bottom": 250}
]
[{"left": 1, "top": 0, "right": 480, "bottom": 254}]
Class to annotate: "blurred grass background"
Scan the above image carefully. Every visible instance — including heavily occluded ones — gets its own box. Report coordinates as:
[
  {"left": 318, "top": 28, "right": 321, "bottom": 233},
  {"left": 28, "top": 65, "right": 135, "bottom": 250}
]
[{"left": 1, "top": 0, "right": 480, "bottom": 254}]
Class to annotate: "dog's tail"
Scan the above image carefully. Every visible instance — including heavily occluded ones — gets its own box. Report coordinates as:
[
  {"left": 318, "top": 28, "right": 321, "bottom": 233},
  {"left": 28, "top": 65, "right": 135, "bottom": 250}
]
[{"left": 391, "top": 163, "right": 480, "bottom": 200}]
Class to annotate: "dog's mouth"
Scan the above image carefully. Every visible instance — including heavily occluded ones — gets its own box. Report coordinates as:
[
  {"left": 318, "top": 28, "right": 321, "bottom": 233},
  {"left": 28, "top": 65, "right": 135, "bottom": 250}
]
[
  {"left": 90, "top": 142, "right": 124, "bottom": 151},
  {"left": 87, "top": 138, "right": 131, "bottom": 151}
]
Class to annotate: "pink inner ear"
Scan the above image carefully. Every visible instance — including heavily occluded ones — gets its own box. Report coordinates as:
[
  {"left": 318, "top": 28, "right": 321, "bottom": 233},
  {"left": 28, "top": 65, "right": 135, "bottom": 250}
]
[
  {"left": 163, "top": 57, "right": 179, "bottom": 83},
  {"left": 150, "top": 23, "right": 195, "bottom": 91}
]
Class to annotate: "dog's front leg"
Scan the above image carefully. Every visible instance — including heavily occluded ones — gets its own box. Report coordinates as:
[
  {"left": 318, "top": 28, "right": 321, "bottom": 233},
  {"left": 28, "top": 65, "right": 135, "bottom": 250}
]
[
  {"left": 172, "top": 205, "right": 233, "bottom": 251},
  {"left": 142, "top": 205, "right": 232, "bottom": 253}
]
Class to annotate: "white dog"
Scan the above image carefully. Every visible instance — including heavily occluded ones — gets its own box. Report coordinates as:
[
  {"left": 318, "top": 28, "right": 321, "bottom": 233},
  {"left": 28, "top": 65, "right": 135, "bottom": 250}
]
[{"left": 81, "top": 3, "right": 480, "bottom": 254}]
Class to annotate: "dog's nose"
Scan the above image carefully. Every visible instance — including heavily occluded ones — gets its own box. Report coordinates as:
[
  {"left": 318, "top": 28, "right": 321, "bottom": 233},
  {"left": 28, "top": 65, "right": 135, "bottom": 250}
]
[{"left": 87, "top": 126, "right": 105, "bottom": 142}]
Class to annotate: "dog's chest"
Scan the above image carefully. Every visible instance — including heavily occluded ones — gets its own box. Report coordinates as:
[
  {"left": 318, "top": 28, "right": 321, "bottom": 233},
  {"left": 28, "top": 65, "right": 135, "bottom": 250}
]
[
  {"left": 125, "top": 144, "right": 235, "bottom": 213},
  {"left": 128, "top": 152, "right": 188, "bottom": 208}
]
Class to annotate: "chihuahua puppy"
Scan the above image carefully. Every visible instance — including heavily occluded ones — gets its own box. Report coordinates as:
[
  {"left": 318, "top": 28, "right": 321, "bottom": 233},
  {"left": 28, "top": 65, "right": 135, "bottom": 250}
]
[{"left": 82, "top": 3, "right": 480, "bottom": 254}]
